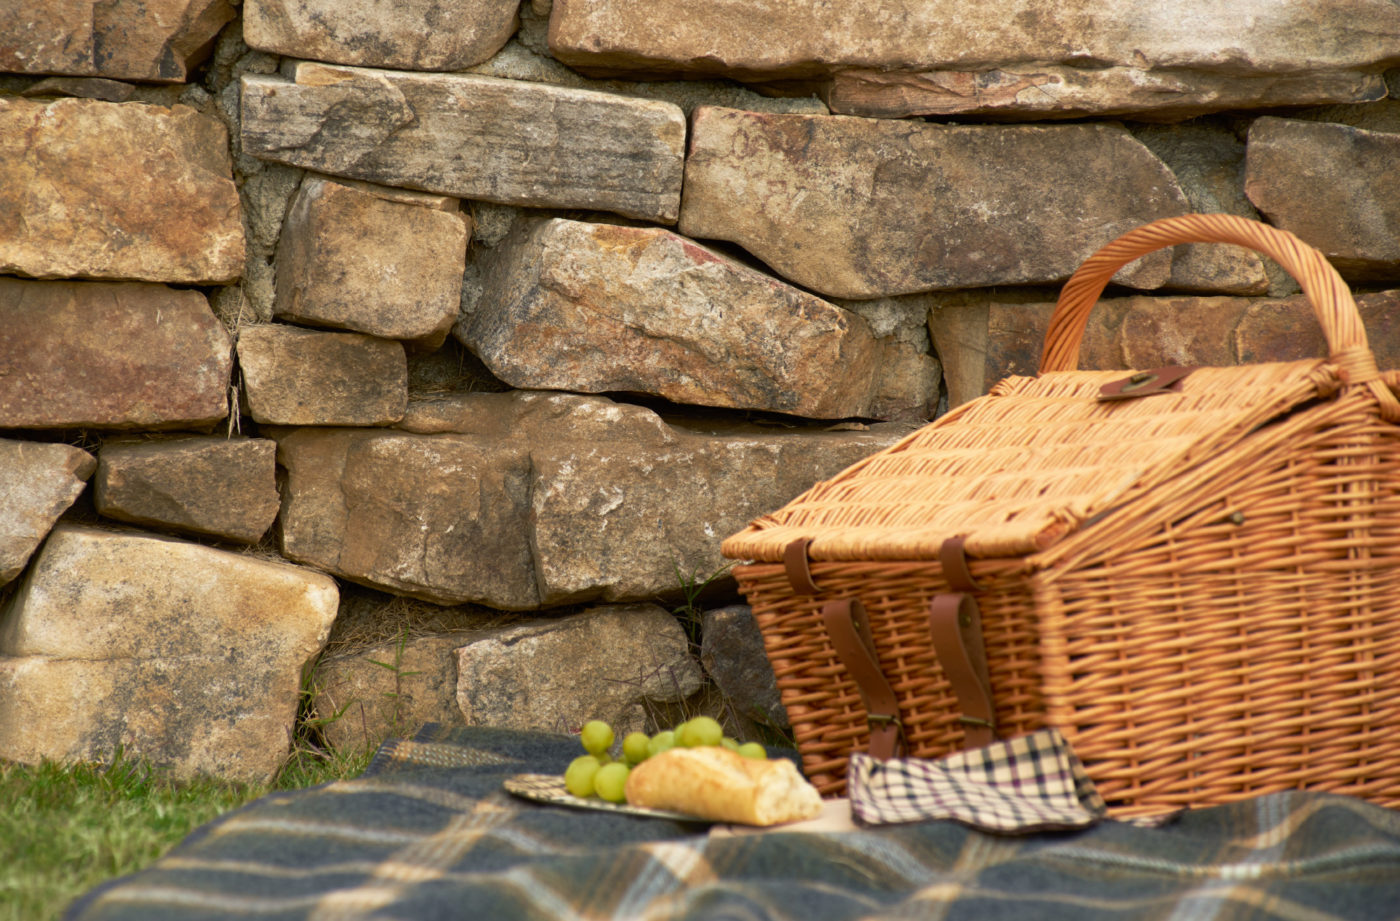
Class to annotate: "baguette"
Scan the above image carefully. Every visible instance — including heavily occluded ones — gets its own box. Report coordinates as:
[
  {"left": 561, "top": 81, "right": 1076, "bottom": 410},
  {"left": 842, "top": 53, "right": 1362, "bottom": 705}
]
[{"left": 624, "top": 747, "right": 822, "bottom": 826}]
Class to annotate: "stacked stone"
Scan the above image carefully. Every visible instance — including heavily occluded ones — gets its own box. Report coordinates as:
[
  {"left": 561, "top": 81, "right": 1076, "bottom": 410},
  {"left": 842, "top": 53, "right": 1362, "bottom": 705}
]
[{"left": 2, "top": 0, "right": 1399, "bottom": 779}]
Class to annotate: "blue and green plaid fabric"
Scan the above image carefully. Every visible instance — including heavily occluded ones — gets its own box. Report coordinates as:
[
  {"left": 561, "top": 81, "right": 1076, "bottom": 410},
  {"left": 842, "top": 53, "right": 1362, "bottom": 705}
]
[{"left": 64, "top": 724, "right": 1400, "bottom": 921}]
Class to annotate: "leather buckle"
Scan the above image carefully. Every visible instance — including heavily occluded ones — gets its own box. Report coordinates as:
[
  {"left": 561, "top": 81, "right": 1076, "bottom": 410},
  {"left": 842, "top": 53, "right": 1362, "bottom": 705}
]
[{"left": 1098, "top": 366, "right": 1195, "bottom": 401}]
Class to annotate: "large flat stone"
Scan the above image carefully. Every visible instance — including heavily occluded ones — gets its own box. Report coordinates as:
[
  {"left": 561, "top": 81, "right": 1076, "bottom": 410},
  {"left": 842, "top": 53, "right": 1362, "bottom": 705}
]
[
  {"left": 455, "top": 604, "right": 702, "bottom": 737},
  {"left": 0, "top": 0, "right": 235, "bottom": 82},
  {"left": 824, "top": 66, "right": 1386, "bottom": 122},
  {"left": 0, "top": 278, "right": 232, "bottom": 430},
  {"left": 277, "top": 392, "right": 908, "bottom": 609},
  {"left": 1236, "top": 290, "right": 1400, "bottom": 369},
  {"left": 458, "top": 218, "right": 887, "bottom": 419},
  {"left": 244, "top": 0, "right": 517, "bottom": 71},
  {"left": 396, "top": 390, "right": 677, "bottom": 442},
  {"left": 1245, "top": 117, "right": 1400, "bottom": 279},
  {"left": 0, "top": 656, "right": 310, "bottom": 784},
  {"left": 0, "top": 524, "right": 338, "bottom": 782},
  {"left": 0, "top": 439, "right": 96, "bottom": 585},
  {"left": 237, "top": 324, "right": 407, "bottom": 426},
  {"left": 528, "top": 425, "right": 908, "bottom": 606},
  {"left": 94, "top": 436, "right": 280, "bottom": 544},
  {"left": 548, "top": 0, "right": 1400, "bottom": 83},
  {"left": 274, "top": 426, "right": 539, "bottom": 609},
  {"left": 313, "top": 632, "right": 477, "bottom": 754},
  {"left": 678, "top": 108, "right": 1188, "bottom": 299},
  {"left": 241, "top": 62, "right": 686, "bottom": 223},
  {"left": 1130, "top": 124, "right": 1275, "bottom": 296},
  {"left": 0, "top": 524, "right": 337, "bottom": 661},
  {"left": 274, "top": 176, "right": 469, "bottom": 346},
  {"left": 0, "top": 97, "right": 245, "bottom": 284}
]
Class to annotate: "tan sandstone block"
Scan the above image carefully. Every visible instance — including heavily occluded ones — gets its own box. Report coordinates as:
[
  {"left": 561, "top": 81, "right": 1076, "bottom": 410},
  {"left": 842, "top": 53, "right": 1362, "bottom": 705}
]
[
  {"left": 1246, "top": 117, "right": 1400, "bottom": 279},
  {"left": 237, "top": 325, "right": 407, "bottom": 427},
  {"left": 273, "top": 426, "right": 539, "bottom": 609},
  {"left": 0, "top": 525, "right": 338, "bottom": 782},
  {"left": 549, "top": 0, "right": 1400, "bottom": 86},
  {"left": 241, "top": 63, "right": 686, "bottom": 223},
  {"left": 0, "top": 278, "right": 232, "bottom": 431},
  {"left": 0, "top": 440, "right": 96, "bottom": 585},
  {"left": 824, "top": 66, "right": 1385, "bottom": 122},
  {"left": 94, "top": 436, "right": 280, "bottom": 544},
  {"left": 0, "top": 0, "right": 234, "bottom": 82},
  {"left": 0, "top": 97, "right": 244, "bottom": 284},
  {"left": 459, "top": 218, "right": 886, "bottom": 419},
  {"left": 274, "top": 177, "right": 469, "bottom": 347},
  {"left": 679, "top": 108, "right": 1187, "bottom": 299},
  {"left": 455, "top": 604, "right": 703, "bottom": 738},
  {"left": 244, "top": 0, "right": 517, "bottom": 71}
]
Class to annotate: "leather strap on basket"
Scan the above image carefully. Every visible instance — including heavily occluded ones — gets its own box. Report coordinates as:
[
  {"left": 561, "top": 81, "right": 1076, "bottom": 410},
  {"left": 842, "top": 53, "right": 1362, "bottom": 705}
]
[
  {"left": 928, "top": 593, "right": 997, "bottom": 749},
  {"left": 822, "top": 599, "right": 904, "bottom": 759},
  {"left": 784, "top": 538, "right": 819, "bottom": 595},
  {"left": 938, "top": 535, "right": 981, "bottom": 593}
]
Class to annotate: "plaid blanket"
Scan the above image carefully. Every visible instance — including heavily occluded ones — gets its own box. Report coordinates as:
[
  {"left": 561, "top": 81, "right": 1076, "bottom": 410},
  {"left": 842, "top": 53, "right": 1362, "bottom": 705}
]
[{"left": 66, "top": 725, "right": 1400, "bottom": 921}]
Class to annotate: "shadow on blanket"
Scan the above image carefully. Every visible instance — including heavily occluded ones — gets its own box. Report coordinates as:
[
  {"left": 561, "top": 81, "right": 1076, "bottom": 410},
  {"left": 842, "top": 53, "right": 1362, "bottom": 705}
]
[{"left": 65, "top": 724, "right": 1400, "bottom": 920}]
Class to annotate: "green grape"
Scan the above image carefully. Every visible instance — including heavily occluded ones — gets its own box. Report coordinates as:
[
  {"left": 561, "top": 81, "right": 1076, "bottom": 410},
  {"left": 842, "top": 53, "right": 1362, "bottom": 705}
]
[
  {"left": 594, "top": 761, "right": 630, "bottom": 803},
  {"left": 622, "top": 731, "right": 651, "bottom": 764},
  {"left": 720, "top": 737, "right": 740, "bottom": 752},
  {"left": 564, "top": 755, "right": 602, "bottom": 797},
  {"left": 647, "top": 730, "right": 676, "bottom": 758},
  {"left": 679, "top": 715, "right": 723, "bottom": 748},
  {"left": 737, "top": 742, "right": 767, "bottom": 760},
  {"left": 580, "top": 720, "right": 615, "bottom": 757}
]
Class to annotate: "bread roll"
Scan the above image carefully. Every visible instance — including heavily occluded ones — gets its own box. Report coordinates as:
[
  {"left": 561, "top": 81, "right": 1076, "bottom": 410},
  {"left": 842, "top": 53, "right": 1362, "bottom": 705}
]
[{"left": 624, "top": 747, "right": 823, "bottom": 826}]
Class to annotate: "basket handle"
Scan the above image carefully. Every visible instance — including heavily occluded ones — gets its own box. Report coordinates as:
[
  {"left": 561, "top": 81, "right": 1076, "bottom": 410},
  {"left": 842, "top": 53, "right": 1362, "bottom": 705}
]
[{"left": 1038, "top": 214, "right": 1398, "bottom": 418}]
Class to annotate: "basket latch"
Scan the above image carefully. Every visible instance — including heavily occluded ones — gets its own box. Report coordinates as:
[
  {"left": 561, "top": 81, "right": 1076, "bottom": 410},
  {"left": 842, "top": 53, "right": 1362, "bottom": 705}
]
[
  {"left": 1098, "top": 366, "right": 1195, "bottom": 402},
  {"left": 928, "top": 592, "right": 997, "bottom": 749},
  {"left": 821, "top": 598, "right": 905, "bottom": 760},
  {"left": 783, "top": 537, "right": 819, "bottom": 595}
]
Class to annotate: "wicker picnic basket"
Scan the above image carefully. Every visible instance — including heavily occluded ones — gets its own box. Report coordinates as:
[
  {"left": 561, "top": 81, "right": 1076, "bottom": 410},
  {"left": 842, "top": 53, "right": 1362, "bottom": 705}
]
[{"left": 722, "top": 214, "right": 1400, "bottom": 818}]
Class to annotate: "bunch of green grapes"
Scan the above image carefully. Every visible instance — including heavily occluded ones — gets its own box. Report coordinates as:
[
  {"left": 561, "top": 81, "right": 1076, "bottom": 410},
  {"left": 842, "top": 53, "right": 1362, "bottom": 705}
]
[{"left": 564, "top": 716, "right": 768, "bottom": 802}]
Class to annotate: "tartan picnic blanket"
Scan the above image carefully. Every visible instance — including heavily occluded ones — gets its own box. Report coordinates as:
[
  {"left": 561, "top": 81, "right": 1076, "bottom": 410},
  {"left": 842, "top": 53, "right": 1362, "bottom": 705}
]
[{"left": 65, "top": 724, "right": 1400, "bottom": 921}]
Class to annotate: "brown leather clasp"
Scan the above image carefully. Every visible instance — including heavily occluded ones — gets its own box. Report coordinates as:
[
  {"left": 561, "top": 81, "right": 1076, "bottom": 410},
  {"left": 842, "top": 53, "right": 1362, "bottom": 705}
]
[
  {"left": 821, "top": 598, "right": 904, "bottom": 760},
  {"left": 928, "top": 593, "right": 996, "bottom": 749},
  {"left": 938, "top": 535, "right": 980, "bottom": 593},
  {"left": 1098, "top": 366, "right": 1195, "bottom": 402},
  {"left": 783, "top": 538, "right": 819, "bottom": 595}
]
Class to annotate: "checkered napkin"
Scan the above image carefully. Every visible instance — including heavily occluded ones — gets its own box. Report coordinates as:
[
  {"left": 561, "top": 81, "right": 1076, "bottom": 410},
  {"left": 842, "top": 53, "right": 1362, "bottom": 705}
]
[{"left": 848, "top": 728, "right": 1109, "bottom": 832}]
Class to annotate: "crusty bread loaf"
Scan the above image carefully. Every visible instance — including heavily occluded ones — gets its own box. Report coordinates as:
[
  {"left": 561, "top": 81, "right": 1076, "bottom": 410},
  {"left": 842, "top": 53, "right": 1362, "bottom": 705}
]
[{"left": 624, "top": 747, "right": 823, "bottom": 826}]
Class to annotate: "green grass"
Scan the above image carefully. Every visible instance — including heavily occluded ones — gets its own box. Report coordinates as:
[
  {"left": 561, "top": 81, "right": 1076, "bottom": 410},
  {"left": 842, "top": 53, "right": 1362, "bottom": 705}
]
[{"left": 0, "top": 745, "right": 373, "bottom": 921}]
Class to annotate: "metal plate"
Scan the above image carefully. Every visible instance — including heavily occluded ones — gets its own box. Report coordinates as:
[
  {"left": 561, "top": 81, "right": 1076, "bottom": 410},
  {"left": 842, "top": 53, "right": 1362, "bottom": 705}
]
[{"left": 503, "top": 773, "right": 712, "bottom": 823}]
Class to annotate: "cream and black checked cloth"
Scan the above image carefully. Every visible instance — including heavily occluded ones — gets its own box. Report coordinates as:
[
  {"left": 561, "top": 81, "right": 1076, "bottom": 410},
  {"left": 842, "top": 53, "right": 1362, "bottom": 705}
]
[{"left": 848, "top": 727, "right": 1112, "bottom": 832}]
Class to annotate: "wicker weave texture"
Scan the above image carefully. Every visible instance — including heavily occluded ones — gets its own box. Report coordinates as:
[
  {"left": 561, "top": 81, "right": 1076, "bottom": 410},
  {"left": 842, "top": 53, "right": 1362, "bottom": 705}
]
[
  {"left": 737, "top": 557, "right": 1047, "bottom": 797},
  {"left": 725, "top": 361, "right": 1336, "bottom": 563},
  {"left": 726, "top": 215, "right": 1400, "bottom": 816},
  {"left": 1039, "top": 394, "right": 1400, "bottom": 815}
]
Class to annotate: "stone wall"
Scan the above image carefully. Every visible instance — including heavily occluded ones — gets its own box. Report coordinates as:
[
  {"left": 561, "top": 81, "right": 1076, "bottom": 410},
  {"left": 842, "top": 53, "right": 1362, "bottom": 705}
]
[{"left": 2, "top": 0, "right": 1399, "bottom": 781}]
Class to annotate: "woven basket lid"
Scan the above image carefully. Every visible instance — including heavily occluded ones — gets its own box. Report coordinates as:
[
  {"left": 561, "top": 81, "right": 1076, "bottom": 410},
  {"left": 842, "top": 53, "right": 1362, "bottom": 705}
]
[
  {"left": 724, "top": 213, "right": 1400, "bottom": 565},
  {"left": 722, "top": 359, "right": 1336, "bottom": 563}
]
